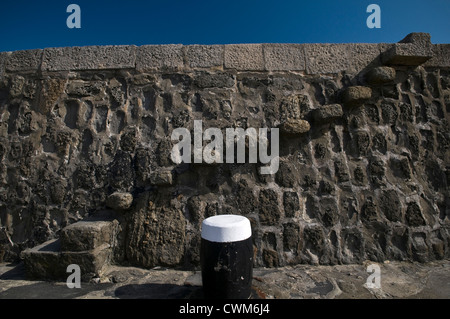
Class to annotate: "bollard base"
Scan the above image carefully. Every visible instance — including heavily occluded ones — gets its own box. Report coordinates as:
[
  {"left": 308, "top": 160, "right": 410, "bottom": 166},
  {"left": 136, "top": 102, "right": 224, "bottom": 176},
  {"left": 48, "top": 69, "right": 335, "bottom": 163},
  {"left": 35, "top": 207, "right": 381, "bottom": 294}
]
[{"left": 200, "top": 237, "right": 253, "bottom": 299}]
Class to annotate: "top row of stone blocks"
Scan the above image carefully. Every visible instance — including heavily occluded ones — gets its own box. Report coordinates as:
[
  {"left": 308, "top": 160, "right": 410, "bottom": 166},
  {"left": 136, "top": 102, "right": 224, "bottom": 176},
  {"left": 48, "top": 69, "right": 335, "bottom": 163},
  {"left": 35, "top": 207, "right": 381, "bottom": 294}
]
[{"left": 0, "top": 33, "right": 448, "bottom": 77}]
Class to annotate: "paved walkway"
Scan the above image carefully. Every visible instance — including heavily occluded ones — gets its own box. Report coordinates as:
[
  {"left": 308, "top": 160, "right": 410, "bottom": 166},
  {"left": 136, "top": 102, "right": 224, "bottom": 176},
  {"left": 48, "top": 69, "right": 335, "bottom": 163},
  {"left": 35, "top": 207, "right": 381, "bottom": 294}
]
[{"left": 0, "top": 260, "right": 449, "bottom": 299}]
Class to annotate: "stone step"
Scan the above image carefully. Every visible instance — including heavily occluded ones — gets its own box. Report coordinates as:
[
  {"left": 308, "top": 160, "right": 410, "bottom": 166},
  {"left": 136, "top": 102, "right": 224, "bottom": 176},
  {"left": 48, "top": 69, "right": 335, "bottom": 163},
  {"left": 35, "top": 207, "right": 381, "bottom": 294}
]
[
  {"left": 60, "top": 218, "right": 119, "bottom": 252},
  {"left": 21, "top": 238, "right": 112, "bottom": 281}
]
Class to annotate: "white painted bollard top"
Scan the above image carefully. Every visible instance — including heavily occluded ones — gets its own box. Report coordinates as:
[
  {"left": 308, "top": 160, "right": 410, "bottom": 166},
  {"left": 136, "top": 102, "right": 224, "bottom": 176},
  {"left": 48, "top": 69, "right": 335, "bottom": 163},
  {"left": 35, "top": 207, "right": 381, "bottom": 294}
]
[{"left": 201, "top": 215, "right": 252, "bottom": 243}]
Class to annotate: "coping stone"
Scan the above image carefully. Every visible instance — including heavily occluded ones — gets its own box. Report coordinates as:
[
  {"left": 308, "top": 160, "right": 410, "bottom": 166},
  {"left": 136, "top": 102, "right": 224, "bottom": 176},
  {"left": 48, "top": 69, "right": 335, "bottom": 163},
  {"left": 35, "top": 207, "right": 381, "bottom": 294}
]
[
  {"left": 136, "top": 44, "right": 184, "bottom": 71},
  {"left": 263, "top": 43, "right": 306, "bottom": 71},
  {"left": 185, "top": 45, "right": 224, "bottom": 69},
  {"left": 42, "top": 46, "right": 136, "bottom": 71},
  {"left": 5, "top": 49, "right": 42, "bottom": 73},
  {"left": 224, "top": 44, "right": 264, "bottom": 71}
]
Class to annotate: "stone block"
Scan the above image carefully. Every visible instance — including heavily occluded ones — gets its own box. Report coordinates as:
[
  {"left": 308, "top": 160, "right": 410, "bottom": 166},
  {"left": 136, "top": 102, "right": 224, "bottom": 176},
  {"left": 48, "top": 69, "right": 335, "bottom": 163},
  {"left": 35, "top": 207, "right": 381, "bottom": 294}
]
[
  {"left": 304, "top": 44, "right": 350, "bottom": 74},
  {"left": 0, "top": 52, "right": 8, "bottom": 80},
  {"left": 382, "top": 43, "right": 432, "bottom": 66},
  {"left": 60, "top": 219, "right": 119, "bottom": 252},
  {"left": 279, "top": 118, "right": 310, "bottom": 135},
  {"left": 398, "top": 32, "right": 431, "bottom": 45},
  {"left": 5, "top": 49, "right": 42, "bottom": 73},
  {"left": 136, "top": 44, "right": 184, "bottom": 71},
  {"left": 343, "top": 86, "right": 372, "bottom": 105},
  {"left": 150, "top": 170, "right": 173, "bottom": 186},
  {"left": 311, "top": 104, "right": 343, "bottom": 123},
  {"left": 107, "top": 192, "right": 134, "bottom": 210},
  {"left": 185, "top": 45, "right": 224, "bottom": 69},
  {"left": 41, "top": 46, "right": 136, "bottom": 71},
  {"left": 346, "top": 43, "right": 382, "bottom": 74},
  {"left": 224, "top": 44, "right": 264, "bottom": 71},
  {"left": 366, "top": 66, "right": 396, "bottom": 84},
  {"left": 21, "top": 239, "right": 112, "bottom": 281},
  {"left": 263, "top": 44, "right": 306, "bottom": 71},
  {"left": 424, "top": 44, "right": 450, "bottom": 68},
  {"left": 21, "top": 239, "right": 62, "bottom": 280}
]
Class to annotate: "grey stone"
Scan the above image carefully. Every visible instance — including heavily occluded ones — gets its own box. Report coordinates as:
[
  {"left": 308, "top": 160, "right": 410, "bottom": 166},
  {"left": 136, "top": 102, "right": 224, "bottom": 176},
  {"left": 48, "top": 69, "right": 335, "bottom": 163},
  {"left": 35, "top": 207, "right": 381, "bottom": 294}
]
[
  {"left": 224, "top": 44, "right": 264, "bottom": 71},
  {"left": 424, "top": 44, "right": 450, "bottom": 68},
  {"left": 0, "top": 52, "right": 8, "bottom": 81},
  {"left": 399, "top": 32, "right": 431, "bottom": 45},
  {"left": 136, "top": 44, "right": 183, "bottom": 71},
  {"left": 279, "top": 118, "right": 310, "bottom": 135},
  {"left": 382, "top": 43, "right": 432, "bottom": 66},
  {"left": 126, "top": 191, "right": 185, "bottom": 268},
  {"left": 21, "top": 238, "right": 112, "bottom": 281},
  {"left": 345, "top": 43, "right": 382, "bottom": 74},
  {"left": 150, "top": 170, "right": 173, "bottom": 186},
  {"left": 185, "top": 45, "right": 224, "bottom": 69},
  {"left": 194, "top": 71, "right": 234, "bottom": 88},
  {"left": 343, "top": 86, "right": 372, "bottom": 105},
  {"left": 60, "top": 219, "right": 119, "bottom": 252},
  {"left": 263, "top": 44, "right": 306, "bottom": 71},
  {"left": 304, "top": 44, "right": 350, "bottom": 74},
  {"left": 42, "top": 46, "right": 136, "bottom": 71},
  {"left": 5, "top": 49, "right": 42, "bottom": 73},
  {"left": 106, "top": 192, "right": 133, "bottom": 210},
  {"left": 366, "top": 66, "right": 396, "bottom": 84},
  {"left": 311, "top": 104, "right": 343, "bottom": 123}
]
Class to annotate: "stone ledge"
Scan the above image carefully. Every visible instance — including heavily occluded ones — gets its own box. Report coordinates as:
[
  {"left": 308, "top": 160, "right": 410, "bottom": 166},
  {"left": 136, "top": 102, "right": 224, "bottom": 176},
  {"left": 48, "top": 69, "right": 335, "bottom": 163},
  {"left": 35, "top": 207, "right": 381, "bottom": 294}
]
[
  {"left": 0, "top": 52, "right": 8, "bottom": 81},
  {"left": 0, "top": 32, "right": 447, "bottom": 74},
  {"left": 5, "top": 49, "right": 42, "bottom": 73},
  {"left": 424, "top": 44, "right": 450, "bottom": 68},
  {"left": 263, "top": 44, "right": 306, "bottom": 71},
  {"left": 184, "top": 45, "right": 224, "bottom": 69},
  {"left": 42, "top": 45, "right": 136, "bottom": 72},
  {"left": 60, "top": 219, "right": 119, "bottom": 252},
  {"left": 224, "top": 44, "right": 265, "bottom": 71},
  {"left": 21, "top": 239, "right": 112, "bottom": 281},
  {"left": 382, "top": 43, "right": 433, "bottom": 66},
  {"left": 1, "top": 34, "right": 448, "bottom": 80},
  {"left": 136, "top": 44, "right": 184, "bottom": 71}
]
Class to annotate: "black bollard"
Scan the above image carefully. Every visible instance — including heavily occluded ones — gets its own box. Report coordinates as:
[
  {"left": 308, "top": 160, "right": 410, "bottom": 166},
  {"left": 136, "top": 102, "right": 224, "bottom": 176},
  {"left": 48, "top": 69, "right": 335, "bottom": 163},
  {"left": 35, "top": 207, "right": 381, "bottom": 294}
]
[{"left": 200, "top": 214, "right": 253, "bottom": 299}]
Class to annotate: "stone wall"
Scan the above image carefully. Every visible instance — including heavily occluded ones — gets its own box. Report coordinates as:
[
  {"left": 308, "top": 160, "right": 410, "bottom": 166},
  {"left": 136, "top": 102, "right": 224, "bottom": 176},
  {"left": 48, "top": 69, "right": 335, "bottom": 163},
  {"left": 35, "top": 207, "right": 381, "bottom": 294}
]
[{"left": 0, "top": 33, "right": 449, "bottom": 269}]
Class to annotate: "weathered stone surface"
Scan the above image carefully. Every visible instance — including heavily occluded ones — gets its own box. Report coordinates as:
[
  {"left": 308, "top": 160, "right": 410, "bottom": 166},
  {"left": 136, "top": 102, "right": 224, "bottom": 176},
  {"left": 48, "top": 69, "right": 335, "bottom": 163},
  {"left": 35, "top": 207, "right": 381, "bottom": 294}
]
[
  {"left": 21, "top": 239, "right": 112, "bottom": 281},
  {"left": 1, "top": 34, "right": 449, "bottom": 273},
  {"left": 311, "top": 104, "right": 343, "bottom": 123},
  {"left": 185, "top": 45, "right": 224, "bottom": 69},
  {"left": 106, "top": 192, "right": 133, "bottom": 210},
  {"left": 366, "top": 66, "right": 396, "bottom": 84},
  {"left": 60, "top": 219, "right": 119, "bottom": 252},
  {"left": 343, "top": 86, "right": 372, "bottom": 105},
  {"left": 126, "top": 191, "right": 185, "bottom": 268},
  {"left": 150, "top": 170, "right": 173, "bottom": 186},
  {"left": 224, "top": 44, "right": 264, "bottom": 71},
  {"left": 42, "top": 46, "right": 136, "bottom": 71},
  {"left": 382, "top": 40, "right": 433, "bottom": 66},
  {"left": 264, "top": 44, "right": 306, "bottom": 71},
  {"left": 259, "top": 189, "right": 281, "bottom": 226},
  {"left": 424, "top": 44, "right": 450, "bottom": 68},
  {"left": 0, "top": 52, "right": 8, "bottom": 81},
  {"left": 305, "top": 44, "right": 349, "bottom": 74},
  {"left": 136, "top": 45, "right": 183, "bottom": 71},
  {"left": 5, "top": 49, "right": 42, "bottom": 72},
  {"left": 279, "top": 118, "right": 310, "bottom": 135}
]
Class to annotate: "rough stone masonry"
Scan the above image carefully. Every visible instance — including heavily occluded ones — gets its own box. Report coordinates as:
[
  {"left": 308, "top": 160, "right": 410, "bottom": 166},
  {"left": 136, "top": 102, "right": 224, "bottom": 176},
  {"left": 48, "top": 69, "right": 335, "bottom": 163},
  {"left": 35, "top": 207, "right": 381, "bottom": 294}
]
[{"left": 0, "top": 33, "right": 449, "bottom": 279}]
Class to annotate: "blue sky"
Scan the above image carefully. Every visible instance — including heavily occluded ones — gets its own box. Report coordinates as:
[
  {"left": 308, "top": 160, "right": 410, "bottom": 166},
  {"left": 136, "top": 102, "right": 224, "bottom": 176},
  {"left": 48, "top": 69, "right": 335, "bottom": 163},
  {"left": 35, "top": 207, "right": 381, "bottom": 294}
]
[{"left": 0, "top": 0, "right": 449, "bottom": 51}]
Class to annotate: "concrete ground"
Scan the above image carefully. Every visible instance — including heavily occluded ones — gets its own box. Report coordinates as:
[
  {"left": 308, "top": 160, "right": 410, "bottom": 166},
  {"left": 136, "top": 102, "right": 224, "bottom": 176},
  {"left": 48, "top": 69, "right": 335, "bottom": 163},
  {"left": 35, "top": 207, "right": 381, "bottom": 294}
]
[{"left": 0, "top": 260, "right": 449, "bottom": 299}]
